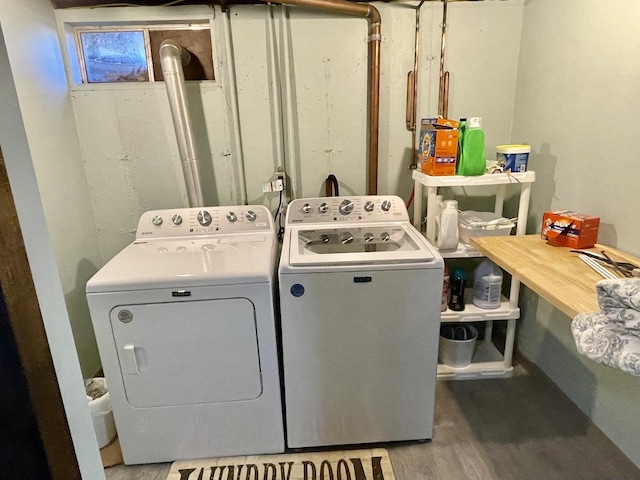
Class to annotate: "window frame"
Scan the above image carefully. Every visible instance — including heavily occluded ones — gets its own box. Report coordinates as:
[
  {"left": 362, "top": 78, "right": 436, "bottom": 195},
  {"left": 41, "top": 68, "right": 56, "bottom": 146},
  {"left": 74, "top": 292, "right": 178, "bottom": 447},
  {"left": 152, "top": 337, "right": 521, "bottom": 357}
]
[
  {"left": 55, "top": 6, "right": 220, "bottom": 90},
  {"left": 73, "top": 23, "right": 212, "bottom": 84}
]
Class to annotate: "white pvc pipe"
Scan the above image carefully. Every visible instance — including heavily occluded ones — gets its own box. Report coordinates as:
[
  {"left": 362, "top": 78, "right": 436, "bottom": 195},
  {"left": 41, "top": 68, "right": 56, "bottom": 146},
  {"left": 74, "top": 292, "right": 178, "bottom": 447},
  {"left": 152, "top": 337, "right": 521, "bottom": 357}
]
[
  {"left": 222, "top": 10, "right": 249, "bottom": 205},
  {"left": 281, "top": 5, "right": 298, "bottom": 199},
  {"left": 159, "top": 39, "right": 205, "bottom": 208},
  {"left": 267, "top": 4, "right": 286, "bottom": 178}
]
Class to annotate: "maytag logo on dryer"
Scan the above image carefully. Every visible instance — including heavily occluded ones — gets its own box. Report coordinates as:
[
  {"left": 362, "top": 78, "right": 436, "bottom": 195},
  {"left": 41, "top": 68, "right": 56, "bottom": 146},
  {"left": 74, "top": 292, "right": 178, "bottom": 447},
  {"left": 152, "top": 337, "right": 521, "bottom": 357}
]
[{"left": 172, "top": 290, "right": 192, "bottom": 297}]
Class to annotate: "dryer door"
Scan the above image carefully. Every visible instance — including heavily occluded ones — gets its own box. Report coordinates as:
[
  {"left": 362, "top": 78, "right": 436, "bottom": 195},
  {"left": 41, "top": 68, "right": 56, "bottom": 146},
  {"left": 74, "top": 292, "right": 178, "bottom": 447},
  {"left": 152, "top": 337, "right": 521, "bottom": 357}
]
[{"left": 110, "top": 298, "right": 262, "bottom": 407}]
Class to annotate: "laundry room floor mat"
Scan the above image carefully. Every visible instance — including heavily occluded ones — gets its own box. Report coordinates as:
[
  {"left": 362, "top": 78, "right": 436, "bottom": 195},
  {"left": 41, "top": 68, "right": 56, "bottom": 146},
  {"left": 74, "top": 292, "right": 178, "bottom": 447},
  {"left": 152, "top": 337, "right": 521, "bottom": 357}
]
[{"left": 166, "top": 448, "right": 395, "bottom": 480}]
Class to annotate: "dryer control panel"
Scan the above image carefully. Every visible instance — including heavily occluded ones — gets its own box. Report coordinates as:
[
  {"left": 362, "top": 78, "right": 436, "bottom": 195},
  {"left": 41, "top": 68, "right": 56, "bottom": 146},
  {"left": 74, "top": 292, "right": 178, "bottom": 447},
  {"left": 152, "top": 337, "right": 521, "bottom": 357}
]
[
  {"left": 286, "top": 196, "right": 409, "bottom": 225},
  {"left": 136, "top": 205, "right": 274, "bottom": 238}
]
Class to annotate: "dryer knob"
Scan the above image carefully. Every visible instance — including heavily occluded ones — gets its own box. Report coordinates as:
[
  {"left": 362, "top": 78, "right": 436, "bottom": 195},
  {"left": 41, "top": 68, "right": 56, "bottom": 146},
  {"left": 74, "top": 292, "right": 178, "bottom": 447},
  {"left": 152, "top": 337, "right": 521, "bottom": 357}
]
[
  {"left": 226, "top": 212, "right": 238, "bottom": 223},
  {"left": 318, "top": 202, "right": 329, "bottom": 214},
  {"left": 245, "top": 210, "right": 257, "bottom": 222},
  {"left": 171, "top": 214, "right": 183, "bottom": 226},
  {"left": 381, "top": 232, "right": 390, "bottom": 242},
  {"left": 381, "top": 200, "right": 392, "bottom": 212},
  {"left": 339, "top": 199, "right": 354, "bottom": 215},
  {"left": 301, "top": 203, "right": 313, "bottom": 214},
  {"left": 151, "top": 215, "right": 163, "bottom": 226},
  {"left": 364, "top": 200, "right": 375, "bottom": 212},
  {"left": 197, "top": 210, "right": 212, "bottom": 226},
  {"left": 364, "top": 232, "right": 374, "bottom": 243}
]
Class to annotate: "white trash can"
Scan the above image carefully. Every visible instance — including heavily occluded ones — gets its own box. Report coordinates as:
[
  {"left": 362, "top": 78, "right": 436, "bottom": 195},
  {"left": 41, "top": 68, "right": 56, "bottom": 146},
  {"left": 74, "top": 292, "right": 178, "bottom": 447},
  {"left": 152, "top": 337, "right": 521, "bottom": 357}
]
[
  {"left": 438, "top": 324, "right": 478, "bottom": 368},
  {"left": 86, "top": 377, "right": 116, "bottom": 448}
]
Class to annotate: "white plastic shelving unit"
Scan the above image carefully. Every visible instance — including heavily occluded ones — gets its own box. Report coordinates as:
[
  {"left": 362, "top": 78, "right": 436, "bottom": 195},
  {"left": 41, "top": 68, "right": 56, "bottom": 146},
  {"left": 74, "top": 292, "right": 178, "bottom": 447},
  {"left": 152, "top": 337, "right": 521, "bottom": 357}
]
[{"left": 412, "top": 169, "right": 536, "bottom": 380}]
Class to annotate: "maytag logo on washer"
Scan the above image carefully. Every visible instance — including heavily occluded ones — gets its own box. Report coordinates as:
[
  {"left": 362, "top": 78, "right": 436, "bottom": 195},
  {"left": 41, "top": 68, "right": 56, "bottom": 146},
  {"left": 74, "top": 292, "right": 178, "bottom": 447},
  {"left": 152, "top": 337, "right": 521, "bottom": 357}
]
[{"left": 290, "top": 284, "right": 305, "bottom": 297}]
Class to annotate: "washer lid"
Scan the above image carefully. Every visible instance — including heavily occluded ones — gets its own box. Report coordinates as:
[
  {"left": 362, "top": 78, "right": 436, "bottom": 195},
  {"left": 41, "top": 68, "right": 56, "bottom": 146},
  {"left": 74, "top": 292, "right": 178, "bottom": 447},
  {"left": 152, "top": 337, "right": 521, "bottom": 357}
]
[
  {"left": 288, "top": 223, "right": 435, "bottom": 266},
  {"left": 87, "top": 234, "right": 275, "bottom": 293}
]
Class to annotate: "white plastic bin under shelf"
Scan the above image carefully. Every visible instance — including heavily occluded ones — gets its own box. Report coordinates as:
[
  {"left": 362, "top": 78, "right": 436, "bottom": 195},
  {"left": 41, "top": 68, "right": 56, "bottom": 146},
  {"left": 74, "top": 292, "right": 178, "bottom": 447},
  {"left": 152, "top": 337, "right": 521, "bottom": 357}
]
[{"left": 86, "top": 378, "right": 116, "bottom": 448}]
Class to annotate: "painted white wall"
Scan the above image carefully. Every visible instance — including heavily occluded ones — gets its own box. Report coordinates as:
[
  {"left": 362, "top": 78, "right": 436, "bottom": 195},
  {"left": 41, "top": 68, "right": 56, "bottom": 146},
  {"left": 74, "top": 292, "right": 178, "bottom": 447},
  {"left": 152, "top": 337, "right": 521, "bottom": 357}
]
[
  {"left": 513, "top": 0, "right": 640, "bottom": 467},
  {"left": 0, "top": 0, "right": 103, "bottom": 377},
  {"left": 0, "top": 23, "right": 105, "bottom": 480},
  {"left": 56, "top": 2, "right": 524, "bottom": 260}
]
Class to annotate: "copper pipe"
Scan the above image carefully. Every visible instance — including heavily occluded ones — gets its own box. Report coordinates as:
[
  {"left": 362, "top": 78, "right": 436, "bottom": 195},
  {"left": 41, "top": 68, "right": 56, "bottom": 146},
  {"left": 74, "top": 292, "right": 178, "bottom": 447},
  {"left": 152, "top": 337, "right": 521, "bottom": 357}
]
[
  {"left": 437, "top": 0, "right": 448, "bottom": 117},
  {"left": 406, "top": 71, "right": 414, "bottom": 130},
  {"left": 443, "top": 70, "right": 450, "bottom": 119},
  {"left": 258, "top": 0, "right": 381, "bottom": 194},
  {"left": 408, "top": 1, "right": 424, "bottom": 169},
  {"left": 367, "top": 22, "right": 380, "bottom": 195}
]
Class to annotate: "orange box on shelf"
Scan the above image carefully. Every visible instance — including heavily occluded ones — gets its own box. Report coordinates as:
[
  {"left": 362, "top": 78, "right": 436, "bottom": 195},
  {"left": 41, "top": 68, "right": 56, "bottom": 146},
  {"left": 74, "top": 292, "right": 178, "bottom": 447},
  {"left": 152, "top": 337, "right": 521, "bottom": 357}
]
[
  {"left": 418, "top": 117, "right": 459, "bottom": 176},
  {"left": 541, "top": 210, "right": 600, "bottom": 249}
]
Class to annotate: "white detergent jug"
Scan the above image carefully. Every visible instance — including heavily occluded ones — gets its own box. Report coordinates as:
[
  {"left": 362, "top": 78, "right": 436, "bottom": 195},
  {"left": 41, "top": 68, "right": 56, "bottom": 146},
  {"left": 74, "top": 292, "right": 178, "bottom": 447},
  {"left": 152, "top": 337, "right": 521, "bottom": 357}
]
[
  {"left": 436, "top": 200, "right": 459, "bottom": 251},
  {"left": 473, "top": 259, "right": 503, "bottom": 309}
]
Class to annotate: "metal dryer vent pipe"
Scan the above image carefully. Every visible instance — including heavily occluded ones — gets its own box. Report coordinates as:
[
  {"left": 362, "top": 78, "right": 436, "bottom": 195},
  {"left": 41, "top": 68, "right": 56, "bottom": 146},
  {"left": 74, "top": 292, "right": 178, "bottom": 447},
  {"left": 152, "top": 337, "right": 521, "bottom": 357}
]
[
  {"left": 159, "top": 39, "right": 205, "bottom": 208},
  {"left": 258, "top": 0, "right": 381, "bottom": 195}
]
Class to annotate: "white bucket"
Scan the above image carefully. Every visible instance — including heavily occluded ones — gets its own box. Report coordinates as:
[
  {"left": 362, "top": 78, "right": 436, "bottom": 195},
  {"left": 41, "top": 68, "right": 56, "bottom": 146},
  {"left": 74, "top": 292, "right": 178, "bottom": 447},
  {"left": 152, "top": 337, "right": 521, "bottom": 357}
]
[{"left": 438, "top": 324, "right": 478, "bottom": 368}]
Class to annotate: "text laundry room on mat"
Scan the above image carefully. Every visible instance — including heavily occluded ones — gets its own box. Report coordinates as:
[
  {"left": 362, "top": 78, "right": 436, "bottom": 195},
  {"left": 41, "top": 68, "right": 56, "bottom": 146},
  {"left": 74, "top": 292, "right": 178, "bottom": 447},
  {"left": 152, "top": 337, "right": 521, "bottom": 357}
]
[{"left": 166, "top": 449, "right": 394, "bottom": 480}]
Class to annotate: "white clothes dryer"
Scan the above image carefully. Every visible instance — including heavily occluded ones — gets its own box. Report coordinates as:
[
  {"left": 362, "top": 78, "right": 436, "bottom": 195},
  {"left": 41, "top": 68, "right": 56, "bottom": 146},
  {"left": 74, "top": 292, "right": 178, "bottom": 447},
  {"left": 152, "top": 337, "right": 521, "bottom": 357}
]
[
  {"left": 278, "top": 195, "right": 443, "bottom": 448},
  {"left": 86, "top": 206, "right": 284, "bottom": 465}
]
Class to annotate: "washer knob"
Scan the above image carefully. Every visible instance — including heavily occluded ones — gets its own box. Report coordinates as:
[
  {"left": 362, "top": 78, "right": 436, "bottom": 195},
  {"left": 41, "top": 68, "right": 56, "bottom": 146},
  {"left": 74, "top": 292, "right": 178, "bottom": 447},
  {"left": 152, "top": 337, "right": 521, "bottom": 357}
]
[
  {"left": 364, "top": 200, "right": 375, "bottom": 212},
  {"left": 340, "top": 232, "right": 354, "bottom": 244},
  {"left": 381, "top": 200, "right": 392, "bottom": 212},
  {"left": 197, "top": 210, "right": 212, "bottom": 226},
  {"left": 151, "top": 215, "right": 163, "bottom": 226},
  {"left": 318, "top": 202, "right": 329, "bottom": 214},
  {"left": 245, "top": 210, "right": 257, "bottom": 222},
  {"left": 339, "top": 199, "right": 354, "bottom": 215},
  {"left": 226, "top": 212, "right": 238, "bottom": 223},
  {"left": 364, "top": 232, "right": 374, "bottom": 243},
  {"left": 171, "top": 214, "right": 183, "bottom": 226},
  {"left": 381, "top": 231, "right": 390, "bottom": 242},
  {"left": 320, "top": 234, "right": 330, "bottom": 244},
  {"left": 301, "top": 203, "right": 313, "bottom": 214}
]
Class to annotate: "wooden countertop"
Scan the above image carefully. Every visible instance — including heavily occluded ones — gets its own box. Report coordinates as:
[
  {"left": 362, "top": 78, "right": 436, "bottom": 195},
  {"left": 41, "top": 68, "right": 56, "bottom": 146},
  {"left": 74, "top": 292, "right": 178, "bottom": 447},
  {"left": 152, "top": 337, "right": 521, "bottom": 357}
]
[{"left": 471, "top": 235, "right": 640, "bottom": 319}]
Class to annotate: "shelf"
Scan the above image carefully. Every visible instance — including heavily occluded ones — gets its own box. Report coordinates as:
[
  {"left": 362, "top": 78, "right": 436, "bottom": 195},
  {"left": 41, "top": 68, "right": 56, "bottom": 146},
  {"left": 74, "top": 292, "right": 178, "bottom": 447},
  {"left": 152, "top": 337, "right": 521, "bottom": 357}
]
[
  {"left": 412, "top": 169, "right": 536, "bottom": 187},
  {"left": 435, "top": 241, "right": 483, "bottom": 258},
  {"left": 441, "top": 296, "right": 519, "bottom": 322},
  {"left": 437, "top": 341, "right": 512, "bottom": 380},
  {"left": 413, "top": 166, "right": 534, "bottom": 381}
]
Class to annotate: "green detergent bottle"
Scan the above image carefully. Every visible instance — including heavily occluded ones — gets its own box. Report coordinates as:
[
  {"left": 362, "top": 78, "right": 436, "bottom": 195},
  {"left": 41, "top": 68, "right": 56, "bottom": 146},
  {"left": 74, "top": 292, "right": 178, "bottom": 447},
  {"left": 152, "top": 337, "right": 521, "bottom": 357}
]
[
  {"left": 456, "top": 118, "right": 466, "bottom": 174},
  {"left": 457, "top": 116, "right": 486, "bottom": 176}
]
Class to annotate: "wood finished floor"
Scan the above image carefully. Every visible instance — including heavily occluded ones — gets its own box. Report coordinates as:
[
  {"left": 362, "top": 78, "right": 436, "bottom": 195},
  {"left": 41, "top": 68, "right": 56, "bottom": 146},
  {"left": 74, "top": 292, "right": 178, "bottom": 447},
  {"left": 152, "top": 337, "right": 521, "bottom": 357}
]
[{"left": 105, "top": 354, "right": 640, "bottom": 480}]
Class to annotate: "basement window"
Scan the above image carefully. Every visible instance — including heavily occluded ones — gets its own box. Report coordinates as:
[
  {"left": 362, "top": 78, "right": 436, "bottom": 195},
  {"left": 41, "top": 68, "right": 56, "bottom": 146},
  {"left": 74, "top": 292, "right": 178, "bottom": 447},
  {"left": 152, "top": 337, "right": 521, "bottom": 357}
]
[
  {"left": 78, "top": 30, "right": 149, "bottom": 83},
  {"left": 73, "top": 25, "right": 214, "bottom": 84}
]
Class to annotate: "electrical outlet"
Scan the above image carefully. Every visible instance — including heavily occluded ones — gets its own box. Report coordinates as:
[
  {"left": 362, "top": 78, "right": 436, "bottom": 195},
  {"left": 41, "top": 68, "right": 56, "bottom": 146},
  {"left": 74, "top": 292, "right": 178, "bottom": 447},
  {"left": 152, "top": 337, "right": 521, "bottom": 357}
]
[{"left": 261, "top": 171, "right": 286, "bottom": 193}]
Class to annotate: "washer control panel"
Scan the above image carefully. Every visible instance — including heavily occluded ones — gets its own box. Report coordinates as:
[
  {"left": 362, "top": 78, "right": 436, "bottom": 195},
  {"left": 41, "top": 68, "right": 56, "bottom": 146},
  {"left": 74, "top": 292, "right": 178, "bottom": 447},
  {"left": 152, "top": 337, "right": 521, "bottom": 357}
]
[
  {"left": 286, "top": 196, "right": 409, "bottom": 224},
  {"left": 136, "top": 205, "right": 273, "bottom": 238}
]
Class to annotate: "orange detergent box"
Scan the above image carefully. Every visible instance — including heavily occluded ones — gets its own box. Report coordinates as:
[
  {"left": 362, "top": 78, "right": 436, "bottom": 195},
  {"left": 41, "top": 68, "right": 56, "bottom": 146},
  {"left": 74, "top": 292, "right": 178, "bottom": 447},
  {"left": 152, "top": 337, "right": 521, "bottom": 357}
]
[
  {"left": 418, "top": 117, "right": 459, "bottom": 176},
  {"left": 541, "top": 210, "right": 600, "bottom": 248}
]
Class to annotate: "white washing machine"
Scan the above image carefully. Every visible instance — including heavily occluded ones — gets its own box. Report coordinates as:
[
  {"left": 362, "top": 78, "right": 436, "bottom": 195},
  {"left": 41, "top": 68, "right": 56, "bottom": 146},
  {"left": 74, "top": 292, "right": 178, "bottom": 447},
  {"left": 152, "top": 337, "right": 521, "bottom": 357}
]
[
  {"left": 279, "top": 195, "right": 443, "bottom": 448},
  {"left": 86, "top": 206, "right": 284, "bottom": 465}
]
